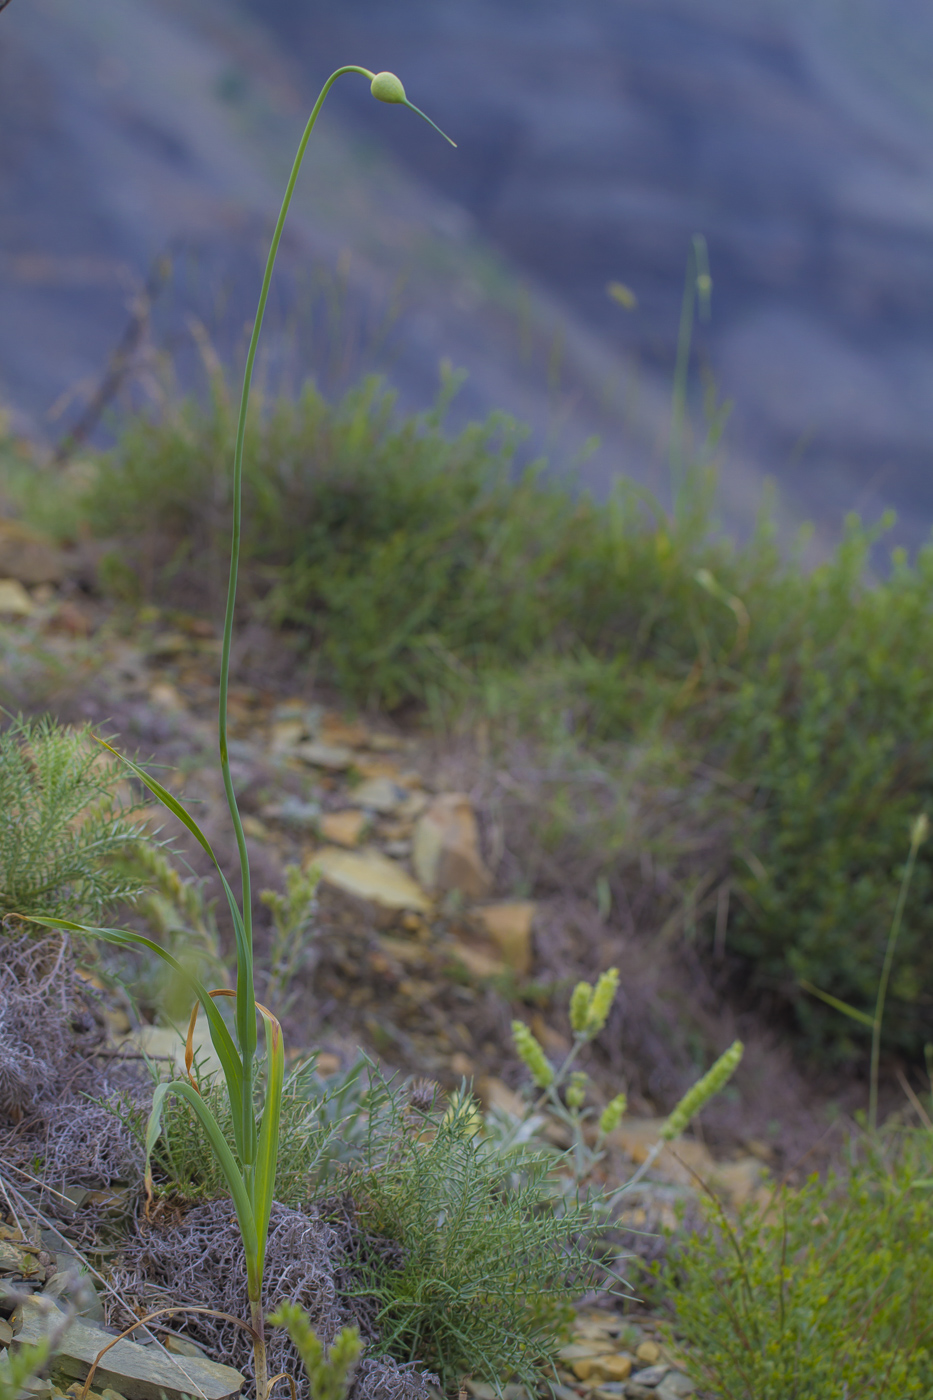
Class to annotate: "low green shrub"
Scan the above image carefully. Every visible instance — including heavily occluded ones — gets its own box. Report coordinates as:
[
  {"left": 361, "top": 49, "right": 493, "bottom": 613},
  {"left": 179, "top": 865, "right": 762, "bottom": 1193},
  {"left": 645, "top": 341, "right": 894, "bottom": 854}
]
[
  {"left": 661, "top": 1133, "right": 933, "bottom": 1398},
  {"left": 14, "top": 378, "right": 933, "bottom": 1059}
]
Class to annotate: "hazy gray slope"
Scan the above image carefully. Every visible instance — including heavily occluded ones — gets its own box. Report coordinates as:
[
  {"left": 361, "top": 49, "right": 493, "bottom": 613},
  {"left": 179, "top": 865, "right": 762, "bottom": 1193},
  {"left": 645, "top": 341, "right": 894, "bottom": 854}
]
[
  {"left": 247, "top": 0, "right": 933, "bottom": 548},
  {"left": 1, "top": 0, "right": 731, "bottom": 523},
  {"left": 5, "top": 0, "right": 933, "bottom": 549}
]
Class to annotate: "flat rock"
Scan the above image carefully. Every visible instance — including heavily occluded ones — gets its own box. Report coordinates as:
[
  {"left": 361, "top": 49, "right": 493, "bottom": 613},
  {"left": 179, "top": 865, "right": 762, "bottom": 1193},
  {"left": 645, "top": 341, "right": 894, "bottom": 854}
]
[
  {"left": 294, "top": 740, "right": 353, "bottom": 771},
  {"left": 0, "top": 521, "right": 66, "bottom": 585},
  {"left": 309, "top": 847, "right": 431, "bottom": 912},
  {"left": 657, "top": 1375, "right": 696, "bottom": 1399},
  {"left": 319, "top": 810, "right": 368, "bottom": 848},
  {"left": 473, "top": 901, "right": 535, "bottom": 973},
  {"left": 261, "top": 797, "right": 321, "bottom": 830},
  {"left": 632, "top": 1365, "right": 668, "bottom": 1386},
  {"left": 412, "top": 793, "right": 491, "bottom": 898},
  {"left": 12, "top": 1296, "right": 243, "bottom": 1400},
  {"left": 352, "top": 777, "right": 409, "bottom": 814},
  {"left": 0, "top": 577, "right": 34, "bottom": 616}
]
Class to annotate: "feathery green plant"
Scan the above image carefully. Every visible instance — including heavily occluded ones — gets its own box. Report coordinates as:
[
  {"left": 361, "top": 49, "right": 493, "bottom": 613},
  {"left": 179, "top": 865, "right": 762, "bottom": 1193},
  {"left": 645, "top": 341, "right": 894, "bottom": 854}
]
[
  {"left": 0, "top": 714, "right": 150, "bottom": 924},
  {"left": 23, "top": 67, "right": 453, "bottom": 1400},
  {"left": 348, "top": 1088, "right": 597, "bottom": 1390}
]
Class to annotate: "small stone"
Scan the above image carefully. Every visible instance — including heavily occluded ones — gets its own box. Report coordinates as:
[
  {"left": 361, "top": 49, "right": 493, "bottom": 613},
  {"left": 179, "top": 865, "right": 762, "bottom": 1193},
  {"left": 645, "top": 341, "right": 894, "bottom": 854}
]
[
  {"left": 353, "top": 756, "right": 402, "bottom": 780},
  {"left": 309, "top": 847, "right": 431, "bottom": 912},
  {"left": 368, "top": 733, "right": 407, "bottom": 752},
  {"left": 413, "top": 793, "right": 491, "bottom": 898},
  {"left": 477, "top": 1076, "right": 526, "bottom": 1119},
  {"left": 319, "top": 717, "right": 370, "bottom": 748},
  {"left": 635, "top": 1342, "right": 662, "bottom": 1365},
  {"left": 572, "top": 1359, "right": 599, "bottom": 1381},
  {"left": 473, "top": 901, "right": 535, "bottom": 973},
  {"left": 0, "top": 1241, "right": 26, "bottom": 1273},
  {"left": 162, "top": 1337, "right": 209, "bottom": 1359},
  {"left": 352, "top": 777, "right": 408, "bottom": 813},
  {"left": 46, "top": 600, "right": 91, "bottom": 637},
  {"left": 0, "top": 520, "right": 66, "bottom": 585},
  {"left": 632, "top": 1364, "right": 668, "bottom": 1386},
  {"left": 148, "top": 682, "right": 184, "bottom": 711},
  {"left": 261, "top": 797, "right": 321, "bottom": 830},
  {"left": 295, "top": 740, "right": 353, "bottom": 771},
  {"left": 319, "top": 810, "right": 368, "bottom": 848},
  {"left": 657, "top": 1374, "right": 695, "bottom": 1399},
  {"left": 594, "top": 1355, "right": 633, "bottom": 1382},
  {"left": 0, "top": 577, "right": 34, "bottom": 616},
  {"left": 0, "top": 1315, "right": 13, "bottom": 1344},
  {"left": 396, "top": 790, "right": 428, "bottom": 819},
  {"left": 148, "top": 632, "right": 188, "bottom": 658},
  {"left": 448, "top": 940, "right": 505, "bottom": 978},
  {"left": 269, "top": 718, "right": 308, "bottom": 752},
  {"left": 241, "top": 815, "right": 270, "bottom": 842}
]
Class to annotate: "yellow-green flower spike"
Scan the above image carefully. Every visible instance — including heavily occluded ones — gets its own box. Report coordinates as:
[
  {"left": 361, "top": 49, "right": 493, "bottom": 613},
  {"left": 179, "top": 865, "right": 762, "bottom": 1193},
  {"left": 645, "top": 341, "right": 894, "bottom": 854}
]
[
  {"left": 661, "top": 1040, "right": 743, "bottom": 1141},
  {"left": 569, "top": 981, "right": 593, "bottom": 1034},
  {"left": 599, "top": 1092, "right": 627, "bottom": 1135},
  {"left": 512, "top": 1020, "right": 554, "bottom": 1089},
  {"left": 585, "top": 967, "right": 620, "bottom": 1035},
  {"left": 566, "top": 1071, "right": 588, "bottom": 1110},
  {"left": 370, "top": 71, "right": 457, "bottom": 147}
]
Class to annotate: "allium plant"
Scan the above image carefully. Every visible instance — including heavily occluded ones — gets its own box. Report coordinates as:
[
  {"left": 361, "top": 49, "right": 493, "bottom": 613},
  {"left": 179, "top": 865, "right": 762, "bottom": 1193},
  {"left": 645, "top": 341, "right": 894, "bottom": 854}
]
[{"left": 26, "top": 68, "right": 453, "bottom": 1400}]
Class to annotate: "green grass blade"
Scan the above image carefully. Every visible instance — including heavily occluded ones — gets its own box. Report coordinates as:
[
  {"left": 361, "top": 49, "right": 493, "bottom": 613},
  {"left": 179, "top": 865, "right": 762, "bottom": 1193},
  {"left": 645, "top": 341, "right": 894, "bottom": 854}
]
[
  {"left": 252, "top": 1002, "right": 285, "bottom": 1283},
  {"left": 24, "top": 913, "right": 254, "bottom": 1165},
  {"left": 147, "top": 1080, "right": 260, "bottom": 1291},
  {"left": 799, "top": 979, "right": 876, "bottom": 1029}
]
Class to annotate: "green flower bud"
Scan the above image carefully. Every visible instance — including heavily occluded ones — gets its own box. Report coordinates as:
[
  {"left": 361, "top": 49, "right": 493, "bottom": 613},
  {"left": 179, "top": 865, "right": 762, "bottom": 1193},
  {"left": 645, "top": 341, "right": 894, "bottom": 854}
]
[
  {"left": 569, "top": 981, "right": 593, "bottom": 1034},
  {"left": 566, "top": 1071, "right": 588, "bottom": 1110},
  {"left": 585, "top": 967, "right": 620, "bottom": 1035},
  {"left": 599, "top": 1092, "right": 627, "bottom": 1135},
  {"left": 371, "top": 71, "right": 407, "bottom": 104},
  {"left": 512, "top": 1020, "right": 554, "bottom": 1089},
  {"left": 661, "top": 1040, "right": 743, "bottom": 1141}
]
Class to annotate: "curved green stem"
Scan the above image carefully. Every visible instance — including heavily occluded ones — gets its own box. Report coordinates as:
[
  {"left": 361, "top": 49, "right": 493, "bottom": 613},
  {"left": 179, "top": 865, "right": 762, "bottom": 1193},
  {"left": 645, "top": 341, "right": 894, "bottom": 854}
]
[{"left": 217, "top": 64, "right": 375, "bottom": 1050}]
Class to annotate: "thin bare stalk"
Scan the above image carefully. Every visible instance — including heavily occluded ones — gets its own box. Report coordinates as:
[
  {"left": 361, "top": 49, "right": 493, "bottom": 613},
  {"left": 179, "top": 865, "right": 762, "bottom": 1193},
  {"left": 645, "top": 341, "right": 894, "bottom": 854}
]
[{"left": 869, "top": 813, "right": 928, "bottom": 1132}]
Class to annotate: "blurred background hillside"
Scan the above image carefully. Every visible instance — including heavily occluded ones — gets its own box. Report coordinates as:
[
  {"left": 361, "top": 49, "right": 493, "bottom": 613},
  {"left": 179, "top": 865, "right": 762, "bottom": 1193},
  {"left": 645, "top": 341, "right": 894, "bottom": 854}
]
[{"left": 4, "top": 0, "right": 933, "bottom": 547}]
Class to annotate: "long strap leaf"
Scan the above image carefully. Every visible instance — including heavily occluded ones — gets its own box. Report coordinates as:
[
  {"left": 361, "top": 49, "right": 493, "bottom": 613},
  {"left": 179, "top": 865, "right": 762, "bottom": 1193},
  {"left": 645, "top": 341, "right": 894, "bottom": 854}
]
[
  {"left": 146, "top": 1080, "right": 261, "bottom": 1298},
  {"left": 93, "top": 736, "right": 257, "bottom": 1072},
  {"left": 23, "top": 913, "right": 255, "bottom": 1167}
]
